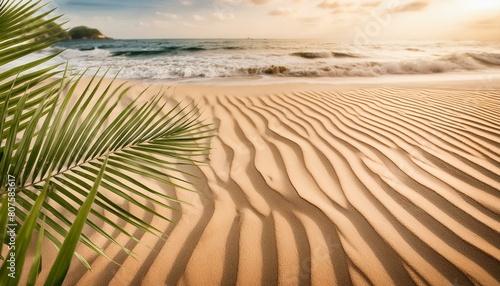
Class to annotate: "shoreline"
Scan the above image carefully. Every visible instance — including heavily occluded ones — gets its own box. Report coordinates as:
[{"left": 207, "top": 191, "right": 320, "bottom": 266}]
[{"left": 141, "top": 70, "right": 500, "bottom": 88}]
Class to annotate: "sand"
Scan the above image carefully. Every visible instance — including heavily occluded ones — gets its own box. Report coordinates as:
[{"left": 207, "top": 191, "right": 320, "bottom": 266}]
[{"left": 31, "top": 78, "right": 500, "bottom": 285}]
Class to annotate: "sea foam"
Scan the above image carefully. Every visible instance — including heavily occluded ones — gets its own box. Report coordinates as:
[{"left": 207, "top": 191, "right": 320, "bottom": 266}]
[{"left": 19, "top": 39, "right": 500, "bottom": 80}]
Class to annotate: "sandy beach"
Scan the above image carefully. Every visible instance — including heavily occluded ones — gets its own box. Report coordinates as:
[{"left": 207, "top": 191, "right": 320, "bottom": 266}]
[{"left": 28, "top": 77, "right": 500, "bottom": 286}]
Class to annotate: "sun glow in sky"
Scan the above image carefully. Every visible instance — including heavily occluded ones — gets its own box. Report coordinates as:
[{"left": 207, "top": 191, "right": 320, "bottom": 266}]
[
  {"left": 468, "top": 0, "right": 500, "bottom": 11},
  {"left": 51, "top": 0, "right": 500, "bottom": 40}
]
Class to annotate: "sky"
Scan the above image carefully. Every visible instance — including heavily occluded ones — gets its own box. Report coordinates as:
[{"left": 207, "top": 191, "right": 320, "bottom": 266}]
[{"left": 48, "top": 0, "right": 500, "bottom": 40}]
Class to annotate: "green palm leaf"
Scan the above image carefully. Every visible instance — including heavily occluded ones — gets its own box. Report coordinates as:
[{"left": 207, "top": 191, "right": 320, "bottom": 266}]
[
  {"left": 44, "top": 157, "right": 109, "bottom": 286},
  {"left": 0, "top": 179, "right": 51, "bottom": 286},
  {"left": 26, "top": 215, "right": 45, "bottom": 286},
  {"left": 0, "top": 0, "right": 212, "bottom": 284}
]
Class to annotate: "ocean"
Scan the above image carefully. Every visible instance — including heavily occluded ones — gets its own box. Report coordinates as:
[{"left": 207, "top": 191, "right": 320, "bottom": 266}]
[{"left": 12, "top": 39, "right": 500, "bottom": 82}]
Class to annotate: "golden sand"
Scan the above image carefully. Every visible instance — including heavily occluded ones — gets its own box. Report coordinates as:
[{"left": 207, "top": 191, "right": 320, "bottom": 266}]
[{"left": 31, "top": 78, "right": 500, "bottom": 286}]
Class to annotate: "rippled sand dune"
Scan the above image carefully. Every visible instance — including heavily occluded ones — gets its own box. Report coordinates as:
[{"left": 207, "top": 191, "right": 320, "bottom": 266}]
[{"left": 53, "top": 80, "right": 500, "bottom": 286}]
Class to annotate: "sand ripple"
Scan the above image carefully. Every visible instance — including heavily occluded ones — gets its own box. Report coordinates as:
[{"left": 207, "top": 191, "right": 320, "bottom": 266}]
[{"left": 62, "top": 84, "right": 500, "bottom": 286}]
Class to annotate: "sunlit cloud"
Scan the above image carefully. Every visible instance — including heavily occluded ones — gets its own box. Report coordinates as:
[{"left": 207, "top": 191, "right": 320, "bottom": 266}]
[
  {"left": 389, "top": 0, "right": 429, "bottom": 13},
  {"left": 470, "top": 16, "right": 500, "bottom": 29},
  {"left": 51, "top": 0, "right": 500, "bottom": 40},
  {"left": 361, "top": 1, "right": 382, "bottom": 8},
  {"left": 269, "top": 7, "right": 295, "bottom": 16},
  {"left": 460, "top": 13, "right": 500, "bottom": 40},
  {"left": 317, "top": 1, "right": 341, "bottom": 10},
  {"left": 251, "top": 0, "right": 272, "bottom": 4},
  {"left": 156, "top": 12, "right": 180, "bottom": 20},
  {"left": 137, "top": 22, "right": 151, "bottom": 27},
  {"left": 193, "top": 14, "right": 207, "bottom": 21},
  {"left": 213, "top": 12, "right": 235, "bottom": 21}
]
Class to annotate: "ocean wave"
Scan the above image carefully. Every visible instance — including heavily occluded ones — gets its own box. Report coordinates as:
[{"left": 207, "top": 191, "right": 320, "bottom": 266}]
[
  {"left": 237, "top": 56, "right": 487, "bottom": 77},
  {"left": 223, "top": 46, "right": 244, "bottom": 50},
  {"left": 290, "top": 52, "right": 332, "bottom": 59},
  {"left": 181, "top": 46, "right": 206, "bottom": 52},
  {"left": 60, "top": 48, "right": 111, "bottom": 60},
  {"left": 111, "top": 47, "right": 178, "bottom": 57},
  {"left": 49, "top": 42, "right": 500, "bottom": 80},
  {"left": 78, "top": 46, "right": 96, "bottom": 51},
  {"left": 467, "top": 52, "right": 500, "bottom": 66},
  {"left": 116, "top": 58, "right": 482, "bottom": 79},
  {"left": 240, "top": 65, "right": 289, "bottom": 75},
  {"left": 109, "top": 46, "right": 207, "bottom": 57},
  {"left": 291, "top": 51, "right": 361, "bottom": 59},
  {"left": 332, "top": 52, "right": 361, "bottom": 58},
  {"left": 82, "top": 55, "right": 500, "bottom": 80}
]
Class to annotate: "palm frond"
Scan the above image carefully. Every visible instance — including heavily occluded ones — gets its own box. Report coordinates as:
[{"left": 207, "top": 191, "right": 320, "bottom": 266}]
[
  {"left": 45, "top": 157, "right": 109, "bottom": 286},
  {"left": 5, "top": 68, "right": 212, "bottom": 273},
  {"left": 1, "top": 0, "right": 212, "bottom": 284},
  {"left": 26, "top": 215, "right": 45, "bottom": 286},
  {"left": 0, "top": 0, "right": 67, "bottom": 187},
  {"left": 0, "top": 178, "right": 51, "bottom": 286}
]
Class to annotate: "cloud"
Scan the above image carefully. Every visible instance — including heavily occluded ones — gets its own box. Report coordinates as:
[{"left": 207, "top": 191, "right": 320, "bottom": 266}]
[
  {"left": 316, "top": 0, "right": 429, "bottom": 15},
  {"left": 317, "top": 0, "right": 356, "bottom": 13},
  {"left": 215, "top": 0, "right": 243, "bottom": 6},
  {"left": 469, "top": 16, "right": 500, "bottom": 29},
  {"left": 137, "top": 22, "right": 150, "bottom": 27},
  {"left": 361, "top": 1, "right": 381, "bottom": 8},
  {"left": 251, "top": 0, "right": 271, "bottom": 4},
  {"left": 193, "top": 14, "right": 206, "bottom": 21},
  {"left": 156, "top": 12, "right": 180, "bottom": 20},
  {"left": 389, "top": 0, "right": 429, "bottom": 13},
  {"left": 460, "top": 14, "right": 500, "bottom": 40},
  {"left": 269, "top": 7, "right": 295, "bottom": 16},
  {"left": 213, "top": 12, "right": 235, "bottom": 20},
  {"left": 179, "top": 21, "right": 199, "bottom": 28},
  {"left": 317, "top": 1, "right": 340, "bottom": 10}
]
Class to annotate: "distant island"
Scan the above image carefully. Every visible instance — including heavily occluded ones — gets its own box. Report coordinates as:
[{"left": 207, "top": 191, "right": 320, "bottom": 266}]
[
  {"left": 36, "top": 24, "right": 112, "bottom": 41},
  {"left": 67, "top": 26, "right": 112, "bottom": 40}
]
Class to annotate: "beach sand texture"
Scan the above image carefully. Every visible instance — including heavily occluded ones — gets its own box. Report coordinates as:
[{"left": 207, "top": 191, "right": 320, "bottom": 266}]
[{"left": 38, "top": 80, "right": 499, "bottom": 286}]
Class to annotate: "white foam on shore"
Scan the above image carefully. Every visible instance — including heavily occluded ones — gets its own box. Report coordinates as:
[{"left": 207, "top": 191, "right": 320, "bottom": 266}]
[
  {"left": 146, "top": 70, "right": 500, "bottom": 88},
  {"left": 7, "top": 40, "right": 500, "bottom": 81}
]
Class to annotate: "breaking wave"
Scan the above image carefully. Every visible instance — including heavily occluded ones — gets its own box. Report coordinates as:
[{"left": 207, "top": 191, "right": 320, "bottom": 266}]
[
  {"left": 467, "top": 52, "right": 500, "bottom": 66},
  {"left": 114, "top": 53, "right": 500, "bottom": 79},
  {"left": 110, "top": 46, "right": 207, "bottom": 57},
  {"left": 290, "top": 51, "right": 361, "bottom": 59},
  {"left": 46, "top": 39, "right": 500, "bottom": 80}
]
